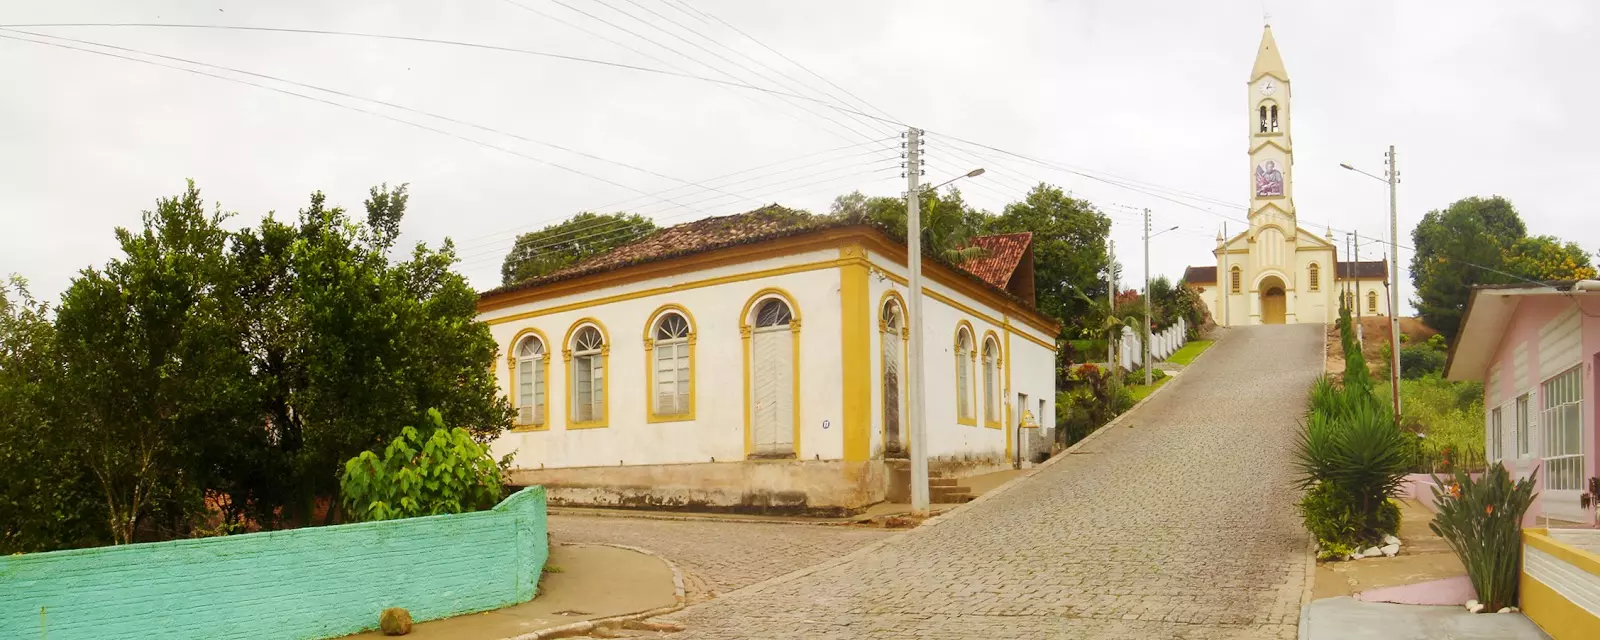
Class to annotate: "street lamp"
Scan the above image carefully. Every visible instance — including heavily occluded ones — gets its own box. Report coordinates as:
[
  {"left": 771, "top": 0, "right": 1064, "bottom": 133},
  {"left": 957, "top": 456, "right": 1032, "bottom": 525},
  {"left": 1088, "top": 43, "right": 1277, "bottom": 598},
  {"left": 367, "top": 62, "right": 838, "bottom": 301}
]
[
  {"left": 904, "top": 126, "right": 984, "bottom": 514},
  {"left": 1340, "top": 149, "right": 1402, "bottom": 423},
  {"left": 1142, "top": 212, "right": 1181, "bottom": 386}
]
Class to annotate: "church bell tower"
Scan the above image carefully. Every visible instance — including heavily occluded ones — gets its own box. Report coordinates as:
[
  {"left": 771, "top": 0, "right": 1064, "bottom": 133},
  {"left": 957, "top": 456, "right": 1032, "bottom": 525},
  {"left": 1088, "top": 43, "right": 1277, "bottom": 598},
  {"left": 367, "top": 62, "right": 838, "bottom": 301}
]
[{"left": 1247, "top": 25, "right": 1293, "bottom": 231}]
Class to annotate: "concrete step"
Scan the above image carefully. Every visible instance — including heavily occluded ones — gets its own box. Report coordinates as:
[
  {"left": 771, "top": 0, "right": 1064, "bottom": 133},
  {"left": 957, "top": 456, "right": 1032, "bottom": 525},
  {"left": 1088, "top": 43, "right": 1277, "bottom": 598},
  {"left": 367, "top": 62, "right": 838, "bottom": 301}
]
[
  {"left": 929, "top": 486, "right": 973, "bottom": 503},
  {"left": 928, "top": 477, "right": 958, "bottom": 488}
]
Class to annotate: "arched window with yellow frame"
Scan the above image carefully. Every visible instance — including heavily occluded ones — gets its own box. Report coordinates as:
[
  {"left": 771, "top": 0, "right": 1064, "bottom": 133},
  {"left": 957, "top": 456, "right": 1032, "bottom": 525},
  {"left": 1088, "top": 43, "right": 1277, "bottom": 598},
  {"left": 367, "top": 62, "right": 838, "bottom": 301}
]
[
  {"left": 564, "top": 320, "right": 610, "bottom": 429},
  {"left": 954, "top": 321, "right": 976, "bottom": 426},
  {"left": 1367, "top": 290, "right": 1379, "bottom": 314},
  {"left": 508, "top": 328, "right": 550, "bottom": 430},
  {"left": 1230, "top": 266, "right": 1242, "bottom": 294},
  {"left": 982, "top": 332, "right": 1002, "bottom": 429},
  {"left": 645, "top": 305, "right": 696, "bottom": 423},
  {"left": 1307, "top": 263, "right": 1321, "bottom": 292}
]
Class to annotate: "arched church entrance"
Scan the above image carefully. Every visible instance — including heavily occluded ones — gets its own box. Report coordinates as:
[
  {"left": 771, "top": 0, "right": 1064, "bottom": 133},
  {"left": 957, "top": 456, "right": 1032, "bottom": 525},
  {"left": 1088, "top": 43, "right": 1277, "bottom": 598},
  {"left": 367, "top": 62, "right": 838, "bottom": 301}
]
[{"left": 1259, "top": 276, "right": 1287, "bottom": 324}]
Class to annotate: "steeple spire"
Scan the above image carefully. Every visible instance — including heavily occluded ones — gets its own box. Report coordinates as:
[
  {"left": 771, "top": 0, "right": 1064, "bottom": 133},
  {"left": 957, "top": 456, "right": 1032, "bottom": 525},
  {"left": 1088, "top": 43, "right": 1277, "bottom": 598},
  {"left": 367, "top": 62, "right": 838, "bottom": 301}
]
[{"left": 1251, "top": 25, "right": 1287, "bottom": 81}]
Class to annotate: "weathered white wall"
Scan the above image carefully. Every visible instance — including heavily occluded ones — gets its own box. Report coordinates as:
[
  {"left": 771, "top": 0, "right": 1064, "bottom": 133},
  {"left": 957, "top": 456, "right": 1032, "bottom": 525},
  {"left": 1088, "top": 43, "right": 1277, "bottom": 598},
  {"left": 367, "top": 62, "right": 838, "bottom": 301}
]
[
  {"left": 865, "top": 252, "right": 1054, "bottom": 465},
  {"left": 481, "top": 248, "right": 844, "bottom": 471}
]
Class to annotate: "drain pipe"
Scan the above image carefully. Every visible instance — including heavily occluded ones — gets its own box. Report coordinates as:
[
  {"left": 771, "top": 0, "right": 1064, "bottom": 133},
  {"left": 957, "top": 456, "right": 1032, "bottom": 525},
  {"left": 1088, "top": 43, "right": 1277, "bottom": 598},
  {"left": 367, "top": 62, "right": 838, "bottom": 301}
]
[{"left": 1574, "top": 280, "right": 1600, "bottom": 292}]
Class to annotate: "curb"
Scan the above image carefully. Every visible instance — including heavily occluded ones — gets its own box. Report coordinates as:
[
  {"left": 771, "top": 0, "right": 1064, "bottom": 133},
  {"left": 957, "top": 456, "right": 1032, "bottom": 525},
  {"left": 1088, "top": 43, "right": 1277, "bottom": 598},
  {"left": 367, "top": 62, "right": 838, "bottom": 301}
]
[
  {"left": 502, "top": 543, "right": 688, "bottom": 640},
  {"left": 691, "top": 333, "right": 1214, "bottom": 606},
  {"left": 1300, "top": 323, "right": 1330, "bottom": 640},
  {"left": 547, "top": 507, "right": 857, "bottom": 527}
]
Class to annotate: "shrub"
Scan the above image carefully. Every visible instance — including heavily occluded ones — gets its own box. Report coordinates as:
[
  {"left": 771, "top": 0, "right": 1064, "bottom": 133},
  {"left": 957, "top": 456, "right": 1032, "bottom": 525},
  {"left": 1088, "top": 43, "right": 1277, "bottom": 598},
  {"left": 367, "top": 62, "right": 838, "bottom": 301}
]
[
  {"left": 1295, "top": 372, "right": 1411, "bottom": 551},
  {"left": 1430, "top": 464, "right": 1538, "bottom": 611},
  {"left": 1299, "top": 482, "right": 1362, "bottom": 559},
  {"left": 1126, "top": 367, "right": 1167, "bottom": 384},
  {"left": 340, "top": 409, "right": 511, "bottom": 522}
]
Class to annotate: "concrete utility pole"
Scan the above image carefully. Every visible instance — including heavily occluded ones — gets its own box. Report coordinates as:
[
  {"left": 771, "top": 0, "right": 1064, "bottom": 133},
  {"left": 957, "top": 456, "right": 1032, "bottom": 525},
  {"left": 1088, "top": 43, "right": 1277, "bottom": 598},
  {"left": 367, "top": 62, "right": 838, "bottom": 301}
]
[
  {"left": 1387, "top": 145, "right": 1402, "bottom": 421},
  {"left": 904, "top": 127, "right": 929, "bottom": 514},
  {"left": 1143, "top": 208, "right": 1152, "bottom": 384},
  {"left": 1354, "top": 231, "right": 1363, "bottom": 343},
  {"left": 1107, "top": 238, "right": 1116, "bottom": 367},
  {"left": 1222, "top": 223, "right": 1229, "bottom": 326}
]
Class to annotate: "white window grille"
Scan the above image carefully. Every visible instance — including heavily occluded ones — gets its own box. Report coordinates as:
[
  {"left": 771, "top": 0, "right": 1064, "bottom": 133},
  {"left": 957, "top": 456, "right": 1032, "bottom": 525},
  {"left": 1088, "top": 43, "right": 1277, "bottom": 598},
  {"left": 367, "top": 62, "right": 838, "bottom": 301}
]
[
  {"left": 1515, "top": 393, "right": 1531, "bottom": 458},
  {"left": 983, "top": 339, "right": 999, "bottom": 423},
  {"left": 516, "top": 336, "right": 546, "bottom": 425},
  {"left": 653, "top": 313, "right": 691, "bottom": 416},
  {"left": 1541, "top": 366, "right": 1584, "bottom": 491},
  {"left": 571, "top": 326, "right": 605, "bottom": 423}
]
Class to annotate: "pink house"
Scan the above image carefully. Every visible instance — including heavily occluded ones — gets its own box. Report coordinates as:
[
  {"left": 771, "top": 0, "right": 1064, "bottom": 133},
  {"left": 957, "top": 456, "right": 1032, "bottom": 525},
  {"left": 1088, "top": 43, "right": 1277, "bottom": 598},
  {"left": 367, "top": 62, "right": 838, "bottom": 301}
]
[{"left": 1445, "top": 281, "right": 1600, "bottom": 526}]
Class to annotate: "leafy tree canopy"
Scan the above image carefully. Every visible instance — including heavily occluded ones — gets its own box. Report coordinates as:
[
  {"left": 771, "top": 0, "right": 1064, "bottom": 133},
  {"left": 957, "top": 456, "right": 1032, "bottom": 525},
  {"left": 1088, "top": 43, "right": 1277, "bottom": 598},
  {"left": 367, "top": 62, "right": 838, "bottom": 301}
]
[
  {"left": 1411, "top": 195, "right": 1594, "bottom": 344},
  {"left": 987, "top": 184, "right": 1113, "bottom": 337},
  {"left": 830, "top": 187, "right": 990, "bottom": 262},
  {"left": 500, "top": 212, "right": 656, "bottom": 285}
]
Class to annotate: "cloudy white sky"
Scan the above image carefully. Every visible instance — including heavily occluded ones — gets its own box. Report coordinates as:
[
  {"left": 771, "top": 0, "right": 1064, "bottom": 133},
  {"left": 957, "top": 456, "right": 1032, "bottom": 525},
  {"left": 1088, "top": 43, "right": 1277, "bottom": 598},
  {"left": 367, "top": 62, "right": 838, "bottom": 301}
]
[{"left": 3, "top": 0, "right": 1597, "bottom": 312}]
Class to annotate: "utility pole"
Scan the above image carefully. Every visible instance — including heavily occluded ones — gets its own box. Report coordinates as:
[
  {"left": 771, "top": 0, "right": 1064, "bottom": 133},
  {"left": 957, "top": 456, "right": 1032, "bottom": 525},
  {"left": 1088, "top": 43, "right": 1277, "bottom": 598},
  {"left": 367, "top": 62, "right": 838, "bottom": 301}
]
[
  {"left": 904, "top": 127, "right": 929, "bottom": 514},
  {"left": 1143, "top": 208, "right": 1153, "bottom": 385},
  {"left": 1387, "top": 145, "right": 1402, "bottom": 421},
  {"left": 1222, "top": 223, "right": 1229, "bottom": 326},
  {"left": 1107, "top": 238, "right": 1116, "bottom": 367},
  {"left": 1354, "top": 231, "right": 1363, "bottom": 343}
]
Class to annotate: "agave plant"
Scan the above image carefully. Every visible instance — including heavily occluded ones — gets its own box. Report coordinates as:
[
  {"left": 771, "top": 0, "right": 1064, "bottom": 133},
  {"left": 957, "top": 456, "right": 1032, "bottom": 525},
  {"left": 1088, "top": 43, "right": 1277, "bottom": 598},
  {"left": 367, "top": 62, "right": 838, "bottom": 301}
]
[
  {"left": 1429, "top": 464, "right": 1538, "bottom": 612},
  {"left": 1295, "top": 375, "right": 1411, "bottom": 547}
]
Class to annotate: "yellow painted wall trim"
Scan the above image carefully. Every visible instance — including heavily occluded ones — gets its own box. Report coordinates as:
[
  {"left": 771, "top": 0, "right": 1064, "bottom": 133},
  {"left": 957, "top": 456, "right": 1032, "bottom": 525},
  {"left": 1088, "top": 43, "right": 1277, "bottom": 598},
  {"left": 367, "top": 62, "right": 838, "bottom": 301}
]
[
  {"left": 480, "top": 226, "right": 1061, "bottom": 338},
  {"left": 1525, "top": 529, "right": 1600, "bottom": 575},
  {"left": 562, "top": 318, "right": 610, "bottom": 429},
  {"left": 642, "top": 304, "right": 697, "bottom": 424},
  {"left": 1003, "top": 328, "right": 1014, "bottom": 461},
  {"left": 1521, "top": 569, "right": 1598, "bottom": 640},
  {"left": 739, "top": 288, "right": 804, "bottom": 458},
  {"left": 838, "top": 245, "right": 872, "bottom": 461}
]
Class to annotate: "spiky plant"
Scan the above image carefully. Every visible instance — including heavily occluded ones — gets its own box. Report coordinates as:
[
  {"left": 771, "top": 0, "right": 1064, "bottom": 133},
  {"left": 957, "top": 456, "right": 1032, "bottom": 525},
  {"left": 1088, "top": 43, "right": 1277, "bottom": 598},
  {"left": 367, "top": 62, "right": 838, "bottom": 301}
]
[
  {"left": 1296, "top": 375, "right": 1410, "bottom": 548},
  {"left": 1430, "top": 464, "right": 1538, "bottom": 612}
]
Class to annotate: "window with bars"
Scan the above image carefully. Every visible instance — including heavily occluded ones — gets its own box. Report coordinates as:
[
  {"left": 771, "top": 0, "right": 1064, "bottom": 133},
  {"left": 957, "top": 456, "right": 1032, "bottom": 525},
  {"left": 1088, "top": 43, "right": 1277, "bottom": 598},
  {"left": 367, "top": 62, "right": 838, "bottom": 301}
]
[
  {"left": 1540, "top": 365, "right": 1584, "bottom": 491},
  {"left": 1367, "top": 290, "right": 1378, "bottom": 313},
  {"left": 1488, "top": 406, "right": 1503, "bottom": 462},
  {"left": 1230, "top": 267, "right": 1241, "bottom": 294},
  {"left": 1308, "top": 263, "right": 1320, "bottom": 291},
  {"left": 1515, "top": 394, "right": 1531, "bottom": 458},
  {"left": 516, "top": 336, "right": 546, "bottom": 426},
  {"left": 653, "top": 312, "right": 691, "bottom": 416},
  {"left": 571, "top": 326, "right": 605, "bottom": 423}
]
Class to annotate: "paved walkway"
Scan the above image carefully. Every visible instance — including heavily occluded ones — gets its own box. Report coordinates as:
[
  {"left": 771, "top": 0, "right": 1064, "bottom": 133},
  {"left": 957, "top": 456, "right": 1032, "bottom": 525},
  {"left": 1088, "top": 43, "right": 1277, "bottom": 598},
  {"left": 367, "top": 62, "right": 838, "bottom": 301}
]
[
  {"left": 670, "top": 324, "right": 1324, "bottom": 639},
  {"left": 547, "top": 515, "right": 895, "bottom": 602}
]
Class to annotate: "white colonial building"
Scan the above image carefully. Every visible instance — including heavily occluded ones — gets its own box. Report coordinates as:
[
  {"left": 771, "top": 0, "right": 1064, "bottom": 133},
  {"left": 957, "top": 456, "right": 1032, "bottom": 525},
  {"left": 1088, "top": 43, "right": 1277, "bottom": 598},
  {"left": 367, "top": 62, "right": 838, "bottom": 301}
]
[
  {"left": 476, "top": 207, "right": 1059, "bottom": 514},
  {"left": 1185, "top": 25, "right": 1389, "bottom": 325}
]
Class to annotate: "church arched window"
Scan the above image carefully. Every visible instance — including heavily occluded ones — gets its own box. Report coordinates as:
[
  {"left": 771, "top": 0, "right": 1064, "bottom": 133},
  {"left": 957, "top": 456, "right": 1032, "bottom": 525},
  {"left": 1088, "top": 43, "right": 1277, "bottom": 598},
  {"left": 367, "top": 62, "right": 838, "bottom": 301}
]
[
  {"left": 1270, "top": 105, "right": 1280, "bottom": 132},
  {"left": 1230, "top": 266, "right": 1242, "bottom": 294},
  {"left": 1308, "top": 263, "right": 1320, "bottom": 292},
  {"left": 1368, "top": 290, "right": 1379, "bottom": 314},
  {"left": 1258, "top": 105, "right": 1268, "bottom": 133}
]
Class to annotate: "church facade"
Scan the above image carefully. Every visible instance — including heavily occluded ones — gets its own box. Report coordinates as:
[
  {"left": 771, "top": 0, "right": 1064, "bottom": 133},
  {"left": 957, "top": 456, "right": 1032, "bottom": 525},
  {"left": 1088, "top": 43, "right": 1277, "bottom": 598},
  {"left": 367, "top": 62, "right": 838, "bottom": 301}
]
[{"left": 1185, "top": 26, "right": 1388, "bottom": 326}]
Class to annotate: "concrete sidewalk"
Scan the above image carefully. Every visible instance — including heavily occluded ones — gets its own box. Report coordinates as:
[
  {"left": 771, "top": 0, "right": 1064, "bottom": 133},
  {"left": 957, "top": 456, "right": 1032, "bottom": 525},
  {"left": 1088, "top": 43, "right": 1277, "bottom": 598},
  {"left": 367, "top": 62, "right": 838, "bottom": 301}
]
[
  {"left": 342, "top": 543, "right": 680, "bottom": 640},
  {"left": 1301, "top": 597, "right": 1548, "bottom": 639}
]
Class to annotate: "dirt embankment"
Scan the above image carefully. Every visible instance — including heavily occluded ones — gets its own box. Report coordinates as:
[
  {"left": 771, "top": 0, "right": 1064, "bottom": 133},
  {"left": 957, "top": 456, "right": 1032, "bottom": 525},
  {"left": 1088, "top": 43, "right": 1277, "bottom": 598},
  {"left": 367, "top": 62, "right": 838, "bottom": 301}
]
[{"left": 1325, "top": 317, "right": 1438, "bottom": 377}]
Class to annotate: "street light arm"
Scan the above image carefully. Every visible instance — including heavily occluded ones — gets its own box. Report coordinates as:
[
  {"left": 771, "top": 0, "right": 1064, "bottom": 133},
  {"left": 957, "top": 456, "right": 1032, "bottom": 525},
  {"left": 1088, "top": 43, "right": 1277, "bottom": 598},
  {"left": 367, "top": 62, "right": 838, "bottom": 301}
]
[
  {"left": 925, "top": 167, "right": 987, "bottom": 192},
  {"left": 1150, "top": 225, "right": 1181, "bottom": 239},
  {"left": 1339, "top": 163, "right": 1387, "bottom": 184}
]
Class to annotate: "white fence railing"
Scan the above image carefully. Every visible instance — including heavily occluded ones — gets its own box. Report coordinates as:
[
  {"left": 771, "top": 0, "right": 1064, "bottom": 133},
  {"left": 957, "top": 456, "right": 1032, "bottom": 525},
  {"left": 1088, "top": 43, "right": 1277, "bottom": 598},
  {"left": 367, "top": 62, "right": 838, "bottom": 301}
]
[{"left": 1115, "top": 317, "right": 1187, "bottom": 370}]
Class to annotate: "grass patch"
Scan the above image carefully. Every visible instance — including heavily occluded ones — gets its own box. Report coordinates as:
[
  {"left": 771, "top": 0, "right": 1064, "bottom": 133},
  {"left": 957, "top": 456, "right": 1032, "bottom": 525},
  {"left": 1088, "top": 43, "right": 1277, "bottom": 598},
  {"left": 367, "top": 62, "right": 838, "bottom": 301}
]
[
  {"left": 1166, "top": 340, "right": 1214, "bottom": 366},
  {"left": 1128, "top": 376, "right": 1170, "bottom": 402},
  {"left": 543, "top": 564, "right": 565, "bottom": 573}
]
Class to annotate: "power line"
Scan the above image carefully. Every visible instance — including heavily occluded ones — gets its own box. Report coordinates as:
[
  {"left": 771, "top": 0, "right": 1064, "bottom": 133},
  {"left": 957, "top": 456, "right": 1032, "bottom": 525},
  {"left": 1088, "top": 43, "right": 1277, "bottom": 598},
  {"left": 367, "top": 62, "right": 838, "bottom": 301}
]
[
  {"left": 0, "top": 21, "right": 904, "bottom": 126},
  {"left": 0, "top": 27, "right": 729, "bottom": 217}
]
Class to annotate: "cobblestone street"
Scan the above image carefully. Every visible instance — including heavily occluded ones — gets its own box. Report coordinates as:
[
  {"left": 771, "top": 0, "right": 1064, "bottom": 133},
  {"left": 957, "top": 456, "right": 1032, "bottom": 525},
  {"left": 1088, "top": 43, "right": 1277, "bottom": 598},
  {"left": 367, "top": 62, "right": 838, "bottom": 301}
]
[
  {"left": 664, "top": 324, "right": 1322, "bottom": 639},
  {"left": 547, "top": 515, "right": 895, "bottom": 602}
]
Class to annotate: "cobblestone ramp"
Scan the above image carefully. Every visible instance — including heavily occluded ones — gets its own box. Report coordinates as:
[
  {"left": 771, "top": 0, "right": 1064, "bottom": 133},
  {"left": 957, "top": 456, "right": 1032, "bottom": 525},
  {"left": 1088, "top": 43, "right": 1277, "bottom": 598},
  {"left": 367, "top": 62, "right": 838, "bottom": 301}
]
[{"left": 672, "top": 324, "right": 1324, "bottom": 639}]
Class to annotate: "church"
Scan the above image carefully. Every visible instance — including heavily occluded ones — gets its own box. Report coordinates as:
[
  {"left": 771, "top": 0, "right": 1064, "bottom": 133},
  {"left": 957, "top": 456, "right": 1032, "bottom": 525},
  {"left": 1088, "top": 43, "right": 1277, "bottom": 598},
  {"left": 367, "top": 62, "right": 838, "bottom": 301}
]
[{"left": 1184, "top": 26, "right": 1389, "bottom": 325}]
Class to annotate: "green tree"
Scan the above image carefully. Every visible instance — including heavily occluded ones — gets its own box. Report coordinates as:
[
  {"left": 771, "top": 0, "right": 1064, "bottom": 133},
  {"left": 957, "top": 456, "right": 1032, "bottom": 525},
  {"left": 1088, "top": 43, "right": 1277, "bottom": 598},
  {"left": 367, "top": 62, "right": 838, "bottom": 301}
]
[
  {"left": 500, "top": 212, "right": 656, "bottom": 285},
  {"left": 1501, "top": 235, "right": 1597, "bottom": 282},
  {"left": 235, "top": 185, "right": 511, "bottom": 524},
  {"left": 986, "top": 184, "right": 1112, "bottom": 336},
  {"left": 1410, "top": 196, "right": 1526, "bottom": 343},
  {"left": 830, "top": 188, "right": 991, "bottom": 262},
  {"left": 0, "top": 277, "right": 108, "bottom": 552},
  {"left": 53, "top": 183, "right": 262, "bottom": 543}
]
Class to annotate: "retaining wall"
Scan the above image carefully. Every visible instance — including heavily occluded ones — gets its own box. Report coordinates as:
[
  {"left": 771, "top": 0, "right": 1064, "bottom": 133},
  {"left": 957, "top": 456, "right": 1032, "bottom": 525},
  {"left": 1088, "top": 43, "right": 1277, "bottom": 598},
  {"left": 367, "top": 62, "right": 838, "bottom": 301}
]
[
  {"left": 0, "top": 486, "right": 548, "bottom": 640},
  {"left": 1520, "top": 528, "right": 1600, "bottom": 639}
]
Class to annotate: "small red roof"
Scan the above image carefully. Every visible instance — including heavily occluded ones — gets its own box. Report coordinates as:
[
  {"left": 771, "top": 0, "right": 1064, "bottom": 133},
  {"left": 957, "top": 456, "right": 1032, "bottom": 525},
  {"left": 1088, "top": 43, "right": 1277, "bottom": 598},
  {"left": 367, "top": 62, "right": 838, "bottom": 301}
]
[{"left": 960, "top": 233, "right": 1032, "bottom": 288}]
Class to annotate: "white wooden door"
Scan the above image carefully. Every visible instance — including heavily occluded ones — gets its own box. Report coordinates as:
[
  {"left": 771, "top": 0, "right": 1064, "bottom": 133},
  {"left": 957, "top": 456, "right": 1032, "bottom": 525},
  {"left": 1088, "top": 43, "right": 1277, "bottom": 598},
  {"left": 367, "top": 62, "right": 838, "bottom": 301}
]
[{"left": 752, "top": 326, "right": 795, "bottom": 456}]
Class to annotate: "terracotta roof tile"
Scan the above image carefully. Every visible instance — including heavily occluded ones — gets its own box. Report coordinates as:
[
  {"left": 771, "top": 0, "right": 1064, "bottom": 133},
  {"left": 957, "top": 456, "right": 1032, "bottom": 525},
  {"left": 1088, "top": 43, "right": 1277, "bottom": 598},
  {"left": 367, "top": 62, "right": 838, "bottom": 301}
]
[
  {"left": 1337, "top": 260, "right": 1388, "bottom": 280},
  {"left": 959, "top": 233, "right": 1032, "bottom": 288},
  {"left": 1183, "top": 266, "right": 1218, "bottom": 284}
]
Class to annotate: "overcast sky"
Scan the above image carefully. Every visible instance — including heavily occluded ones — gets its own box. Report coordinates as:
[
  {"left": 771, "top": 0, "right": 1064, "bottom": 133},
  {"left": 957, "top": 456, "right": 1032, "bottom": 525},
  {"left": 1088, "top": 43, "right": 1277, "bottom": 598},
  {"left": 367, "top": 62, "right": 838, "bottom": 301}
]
[{"left": 4, "top": 0, "right": 1597, "bottom": 313}]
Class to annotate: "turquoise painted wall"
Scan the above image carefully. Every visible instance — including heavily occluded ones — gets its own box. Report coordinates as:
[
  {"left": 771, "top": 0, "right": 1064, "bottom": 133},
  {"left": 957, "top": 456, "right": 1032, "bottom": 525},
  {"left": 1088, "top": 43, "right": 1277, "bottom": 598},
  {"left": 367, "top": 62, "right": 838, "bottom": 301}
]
[{"left": 0, "top": 486, "right": 547, "bottom": 640}]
